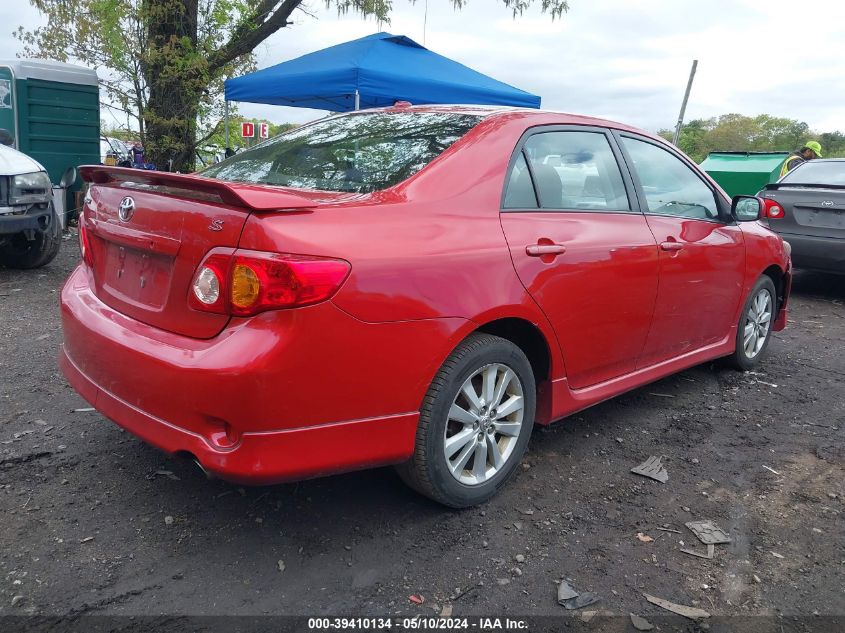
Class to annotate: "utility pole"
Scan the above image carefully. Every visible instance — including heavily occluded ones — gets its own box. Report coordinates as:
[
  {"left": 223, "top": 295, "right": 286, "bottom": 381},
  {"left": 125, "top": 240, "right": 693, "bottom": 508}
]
[{"left": 672, "top": 60, "right": 698, "bottom": 147}]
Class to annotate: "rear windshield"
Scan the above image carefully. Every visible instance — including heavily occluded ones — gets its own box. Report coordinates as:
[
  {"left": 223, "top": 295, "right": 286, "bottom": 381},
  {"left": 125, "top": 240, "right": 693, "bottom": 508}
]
[
  {"left": 781, "top": 161, "right": 845, "bottom": 186},
  {"left": 201, "top": 111, "right": 483, "bottom": 193}
]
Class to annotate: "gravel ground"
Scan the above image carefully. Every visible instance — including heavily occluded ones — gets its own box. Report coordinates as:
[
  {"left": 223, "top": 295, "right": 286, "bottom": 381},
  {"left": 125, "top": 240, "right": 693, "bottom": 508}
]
[{"left": 1, "top": 235, "right": 843, "bottom": 628}]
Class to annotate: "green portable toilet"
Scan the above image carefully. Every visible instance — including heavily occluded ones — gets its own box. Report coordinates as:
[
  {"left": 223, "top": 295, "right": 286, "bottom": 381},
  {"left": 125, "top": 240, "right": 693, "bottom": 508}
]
[
  {"left": 700, "top": 151, "right": 790, "bottom": 198},
  {"left": 0, "top": 59, "right": 99, "bottom": 221}
]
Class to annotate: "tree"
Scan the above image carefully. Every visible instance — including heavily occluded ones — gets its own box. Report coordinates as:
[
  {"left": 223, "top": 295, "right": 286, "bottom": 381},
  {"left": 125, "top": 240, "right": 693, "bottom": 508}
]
[
  {"left": 17, "top": 0, "right": 569, "bottom": 172},
  {"left": 659, "top": 118, "right": 710, "bottom": 162},
  {"left": 102, "top": 123, "right": 138, "bottom": 143},
  {"left": 702, "top": 114, "right": 760, "bottom": 154},
  {"left": 663, "top": 114, "right": 842, "bottom": 163},
  {"left": 754, "top": 114, "right": 809, "bottom": 152},
  {"left": 819, "top": 131, "right": 845, "bottom": 158}
]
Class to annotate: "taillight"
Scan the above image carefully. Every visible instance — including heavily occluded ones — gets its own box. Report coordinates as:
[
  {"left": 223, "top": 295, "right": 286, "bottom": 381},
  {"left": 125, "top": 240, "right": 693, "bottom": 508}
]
[
  {"left": 229, "top": 252, "right": 351, "bottom": 315},
  {"left": 762, "top": 199, "right": 785, "bottom": 219},
  {"left": 188, "top": 253, "right": 231, "bottom": 314},
  {"left": 78, "top": 211, "right": 94, "bottom": 267},
  {"left": 189, "top": 250, "right": 350, "bottom": 316}
]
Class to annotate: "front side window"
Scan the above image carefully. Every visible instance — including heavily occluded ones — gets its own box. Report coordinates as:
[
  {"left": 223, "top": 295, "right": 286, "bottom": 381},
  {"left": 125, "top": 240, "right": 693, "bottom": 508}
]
[
  {"left": 521, "top": 131, "right": 631, "bottom": 211},
  {"left": 201, "top": 112, "right": 483, "bottom": 193},
  {"left": 621, "top": 136, "right": 719, "bottom": 220}
]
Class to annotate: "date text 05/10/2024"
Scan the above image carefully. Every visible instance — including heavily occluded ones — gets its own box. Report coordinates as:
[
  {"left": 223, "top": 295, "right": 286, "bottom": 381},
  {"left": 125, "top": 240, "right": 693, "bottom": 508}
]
[{"left": 307, "top": 617, "right": 529, "bottom": 630}]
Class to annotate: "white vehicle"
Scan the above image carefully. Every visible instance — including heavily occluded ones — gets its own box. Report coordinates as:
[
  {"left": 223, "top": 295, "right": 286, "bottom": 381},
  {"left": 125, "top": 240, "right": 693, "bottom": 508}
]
[
  {"left": 100, "top": 136, "right": 132, "bottom": 166},
  {"left": 0, "top": 143, "right": 61, "bottom": 268}
]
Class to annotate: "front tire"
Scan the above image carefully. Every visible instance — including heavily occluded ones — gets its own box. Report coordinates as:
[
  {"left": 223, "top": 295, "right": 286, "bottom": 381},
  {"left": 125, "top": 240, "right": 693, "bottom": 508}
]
[
  {"left": 0, "top": 210, "right": 61, "bottom": 269},
  {"left": 397, "top": 333, "right": 536, "bottom": 508},
  {"left": 728, "top": 275, "right": 777, "bottom": 370}
]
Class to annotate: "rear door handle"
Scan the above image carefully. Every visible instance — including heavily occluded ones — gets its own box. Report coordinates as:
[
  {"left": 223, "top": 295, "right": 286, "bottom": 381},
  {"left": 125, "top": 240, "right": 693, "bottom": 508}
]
[
  {"left": 659, "top": 241, "right": 683, "bottom": 252},
  {"left": 526, "top": 243, "right": 567, "bottom": 257}
]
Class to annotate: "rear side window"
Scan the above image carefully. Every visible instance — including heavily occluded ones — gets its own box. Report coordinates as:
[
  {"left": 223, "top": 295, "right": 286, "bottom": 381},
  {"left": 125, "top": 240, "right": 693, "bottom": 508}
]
[
  {"left": 621, "top": 136, "right": 718, "bottom": 220},
  {"left": 781, "top": 161, "right": 845, "bottom": 186},
  {"left": 517, "top": 131, "right": 630, "bottom": 211},
  {"left": 201, "top": 112, "right": 483, "bottom": 193},
  {"left": 502, "top": 154, "right": 538, "bottom": 209}
]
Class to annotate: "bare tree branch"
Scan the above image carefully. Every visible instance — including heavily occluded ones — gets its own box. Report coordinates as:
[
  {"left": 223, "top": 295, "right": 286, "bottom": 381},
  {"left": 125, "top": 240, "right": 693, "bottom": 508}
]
[
  {"left": 195, "top": 118, "right": 224, "bottom": 146},
  {"left": 207, "top": 0, "right": 300, "bottom": 72}
]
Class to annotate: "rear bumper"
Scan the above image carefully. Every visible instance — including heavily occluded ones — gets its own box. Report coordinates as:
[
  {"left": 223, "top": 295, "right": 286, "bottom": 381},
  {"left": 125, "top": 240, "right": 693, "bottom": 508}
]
[
  {"left": 60, "top": 349, "right": 417, "bottom": 484},
  {"left": 780, "top": 232, "right": 845, "bottom": 273},
  {"left": 58, "top": 265, "right": 467, "bottom": 484}
]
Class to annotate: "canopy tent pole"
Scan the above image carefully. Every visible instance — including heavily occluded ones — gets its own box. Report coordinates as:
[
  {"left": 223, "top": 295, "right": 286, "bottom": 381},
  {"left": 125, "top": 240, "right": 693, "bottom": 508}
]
[
  {"left": 354, "top": 89, "right": 360, "bottom": 111},
  {"left": 224, "top": 100, "right": 230, "bottom": 150}
]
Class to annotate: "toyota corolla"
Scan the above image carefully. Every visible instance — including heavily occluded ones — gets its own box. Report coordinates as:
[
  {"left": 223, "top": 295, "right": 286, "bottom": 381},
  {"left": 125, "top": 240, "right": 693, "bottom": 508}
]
[{"left": 60, "top": 105, "right": 791, "bottom": 507}]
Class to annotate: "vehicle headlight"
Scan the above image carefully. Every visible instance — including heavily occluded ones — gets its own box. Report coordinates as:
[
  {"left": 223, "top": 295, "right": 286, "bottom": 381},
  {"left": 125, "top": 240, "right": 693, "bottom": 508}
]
[{"left": 10, "top": 171, "right": 52, "bottom": 205}]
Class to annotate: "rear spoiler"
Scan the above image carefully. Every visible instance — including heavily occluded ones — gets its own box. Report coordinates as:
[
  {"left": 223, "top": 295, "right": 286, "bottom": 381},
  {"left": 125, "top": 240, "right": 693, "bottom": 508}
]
[
  {"left": 764, "top": 182, "right": 845, "bottom": 192},
  {"left": 79, "top": 166, "right": 321, "bottom": 211}
]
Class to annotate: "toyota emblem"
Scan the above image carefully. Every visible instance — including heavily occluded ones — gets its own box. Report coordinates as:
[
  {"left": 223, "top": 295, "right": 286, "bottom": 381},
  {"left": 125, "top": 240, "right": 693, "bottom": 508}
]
[
  {"left": 118, "top": 196, "right": 136, "bottom": 222},
  {"left": 821, "top": 200, "right": 834, "bottom": 208}
]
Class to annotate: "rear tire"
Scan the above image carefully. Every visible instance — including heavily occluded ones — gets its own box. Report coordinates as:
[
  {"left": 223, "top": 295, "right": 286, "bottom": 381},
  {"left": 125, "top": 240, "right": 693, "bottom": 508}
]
[
  {"left": 397, "top": 333, "right": 536, "bottom": 508},
  {"left": 0, "top": 209, "right": 61, "bottom": 269},
  {"left": 728, "top": 275, "right": 777, "bottom": 371}
]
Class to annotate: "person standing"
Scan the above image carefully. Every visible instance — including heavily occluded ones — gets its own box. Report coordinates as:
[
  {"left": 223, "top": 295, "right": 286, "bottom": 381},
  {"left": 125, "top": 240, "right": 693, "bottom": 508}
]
[{"left": 779, "top": 141, "right": 823, "bottom": 178}]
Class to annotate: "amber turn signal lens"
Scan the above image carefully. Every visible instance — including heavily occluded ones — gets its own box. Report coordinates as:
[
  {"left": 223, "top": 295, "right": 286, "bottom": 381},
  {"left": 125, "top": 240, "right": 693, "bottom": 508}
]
[{"left": 230, "top": 263, "right": 260, "bottom": 308}]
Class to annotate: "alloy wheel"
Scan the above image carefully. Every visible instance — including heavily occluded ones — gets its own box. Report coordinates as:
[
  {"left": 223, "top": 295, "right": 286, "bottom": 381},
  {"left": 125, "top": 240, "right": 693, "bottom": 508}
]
[
  {"left": 443, "top": 363, "right": 524, "bottom": 486},
  {"left": 743, "top": 288, "right": 773, "bottom": 359}
]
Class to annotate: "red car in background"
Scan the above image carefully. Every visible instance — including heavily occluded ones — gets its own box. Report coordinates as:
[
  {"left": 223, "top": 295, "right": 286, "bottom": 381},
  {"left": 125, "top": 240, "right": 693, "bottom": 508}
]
[{"left": 60, "top": 106, "right": 791, "bottom": 507}]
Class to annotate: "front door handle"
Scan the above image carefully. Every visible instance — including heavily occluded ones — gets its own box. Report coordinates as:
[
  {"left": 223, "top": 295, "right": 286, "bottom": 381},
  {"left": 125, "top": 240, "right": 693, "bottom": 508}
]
[
  {"left": 660, "top": 241, "right": 684, "bottom": 252},
  {"left": 526, "top": 243, "right": 567, "bottom": 257}
]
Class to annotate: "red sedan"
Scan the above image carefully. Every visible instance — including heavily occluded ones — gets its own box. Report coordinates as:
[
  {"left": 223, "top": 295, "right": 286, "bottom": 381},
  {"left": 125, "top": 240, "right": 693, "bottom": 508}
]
[{"left": 60, "top": 106, "right": 791, "bottom": 507}]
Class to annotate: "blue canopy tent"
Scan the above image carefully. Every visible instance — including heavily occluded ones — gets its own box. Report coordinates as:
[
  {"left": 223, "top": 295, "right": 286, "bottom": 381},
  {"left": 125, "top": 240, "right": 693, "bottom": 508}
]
[{"left": 222, "top": 32, "right": 540, "bottom": 146}]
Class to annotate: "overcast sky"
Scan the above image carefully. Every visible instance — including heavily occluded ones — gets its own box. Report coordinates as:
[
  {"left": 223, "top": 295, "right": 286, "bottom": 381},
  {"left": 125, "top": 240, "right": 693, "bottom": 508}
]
[{"left": 1, "top": 0, "right": 842, "bottom": 134}]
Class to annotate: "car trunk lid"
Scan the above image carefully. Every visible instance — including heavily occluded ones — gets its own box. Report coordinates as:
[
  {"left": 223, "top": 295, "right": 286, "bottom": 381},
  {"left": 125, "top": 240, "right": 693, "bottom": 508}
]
[
  {"left": 762, "top": 184, "right": 845, "bottom": 239},
  {"left": 79, "top": 166, "right": 349, "bottom": 338}
]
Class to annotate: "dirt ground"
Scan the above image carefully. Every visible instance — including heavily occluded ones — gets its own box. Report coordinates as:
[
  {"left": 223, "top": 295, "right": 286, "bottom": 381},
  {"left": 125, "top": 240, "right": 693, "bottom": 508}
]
[{"left": 1, "top": 235, "right": 843, "bottom": 630}]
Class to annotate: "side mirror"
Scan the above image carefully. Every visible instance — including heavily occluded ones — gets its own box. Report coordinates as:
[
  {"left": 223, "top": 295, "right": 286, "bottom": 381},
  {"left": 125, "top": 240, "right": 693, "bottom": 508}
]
[
  {"left": 59, "top": 166, "right": 78, "bottom": 189},
  {"left": 732, "top": 194, "right": 786, "bottom": 221},
  {"left": 731, "top": 195, "right": 763, "bottom": 222}
]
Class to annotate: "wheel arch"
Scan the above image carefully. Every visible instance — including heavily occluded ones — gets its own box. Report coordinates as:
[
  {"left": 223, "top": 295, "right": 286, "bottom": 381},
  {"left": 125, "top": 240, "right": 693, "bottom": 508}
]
[
  {"left": 447, "top": 315, "right": 560, "bottom": 424},
  {"left": 475, "top": 317, "right": 552, "bottom": 386},
  {"left": 761, "top": 263, "right": 787, "bottom": 309}
]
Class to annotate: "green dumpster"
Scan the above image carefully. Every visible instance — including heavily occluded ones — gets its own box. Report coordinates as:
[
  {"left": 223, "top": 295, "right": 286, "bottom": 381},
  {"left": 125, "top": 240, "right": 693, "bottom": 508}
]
[
  {"left": 0, "top": 59, "right": 99, "bottom": 219},
  {"left": 700, "top": 151, "right": 789, "bottom": 198}
]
